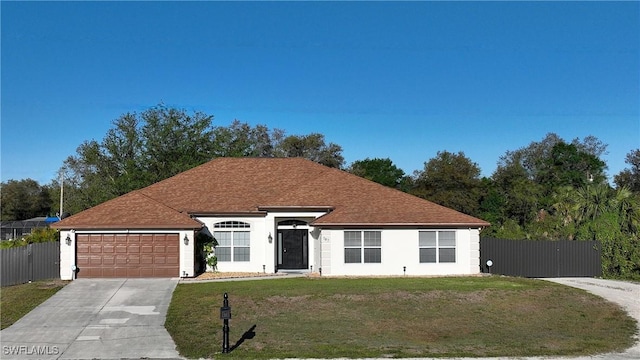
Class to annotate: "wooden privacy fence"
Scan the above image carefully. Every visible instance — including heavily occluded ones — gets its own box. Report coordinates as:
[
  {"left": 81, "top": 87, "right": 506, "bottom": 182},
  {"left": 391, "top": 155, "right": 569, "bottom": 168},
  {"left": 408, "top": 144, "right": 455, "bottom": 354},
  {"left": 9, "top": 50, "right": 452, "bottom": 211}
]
[
  {"left": 1, "top": 241, "right": 60, "bottom": 287},
  {"left": 480, "top": 238, "right": 602, "bottom": 278}
]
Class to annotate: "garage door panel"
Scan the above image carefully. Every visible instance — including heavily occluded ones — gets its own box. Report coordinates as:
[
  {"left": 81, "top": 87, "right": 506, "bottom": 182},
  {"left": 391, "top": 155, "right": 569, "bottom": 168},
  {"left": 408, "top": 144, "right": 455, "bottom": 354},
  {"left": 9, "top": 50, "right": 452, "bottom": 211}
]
[
  {"left": 127, "top": 267, "right": 141, "bottom": 277},
  {"left": 118, "top": 234, "right": 132, "bottom": 243},
  {"left": 76, "top": 233, "right": 179, "bottom": 278},
  {"left": 101, "top": 268, "right": 115, "bottom": 277},
  {"left": 116, "top": 255, "right": 128, "bottom": 265},
  {"left": 102, "top": 256, "right": 115, "bottom": 266},
  {"left": 166, "top": 255, "right": 179, "bottom": 265},
  {"left": 140, "top": 268, "right": 154, "bottom": 277},
  {"left": 88, "top": 234, "right": 101, "bottom": 242},
  {"left": 89, "top": 256, "right": 103, "bottom": 266},
  {"left": 141, "top": 255, "right": 154, "bottom": 265},
  {"left": 114, "top": 267, "right": 127, "bottom": 277},
  {"left": 167, "top": 244, "right": 179, "bottom": 252},
  {"left": 129, "top": 255, "right": 140, "bottom": 265},
  {"left": 76, "top": 256, "right": 90, "bottom": 267}
]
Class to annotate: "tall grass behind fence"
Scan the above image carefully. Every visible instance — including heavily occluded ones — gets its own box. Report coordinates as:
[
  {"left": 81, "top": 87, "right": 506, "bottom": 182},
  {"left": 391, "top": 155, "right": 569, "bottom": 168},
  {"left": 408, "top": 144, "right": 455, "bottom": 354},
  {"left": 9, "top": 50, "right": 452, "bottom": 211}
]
[{"left": 1, "top": 242, "right": 60, "bottom": 287}]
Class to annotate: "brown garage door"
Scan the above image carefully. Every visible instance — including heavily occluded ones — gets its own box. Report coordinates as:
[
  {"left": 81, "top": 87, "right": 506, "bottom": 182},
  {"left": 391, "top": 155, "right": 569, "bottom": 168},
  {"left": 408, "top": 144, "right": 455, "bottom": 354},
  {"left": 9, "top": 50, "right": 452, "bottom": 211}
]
[{"left": 76, "top": 233, "right": 179, "bottom": 278}]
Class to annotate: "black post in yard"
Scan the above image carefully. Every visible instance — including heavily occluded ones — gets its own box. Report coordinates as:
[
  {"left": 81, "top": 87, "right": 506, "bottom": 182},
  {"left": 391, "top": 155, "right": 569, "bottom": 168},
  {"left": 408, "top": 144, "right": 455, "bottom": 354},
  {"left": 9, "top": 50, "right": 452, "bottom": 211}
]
[{"left": 220, "top": 293, "right": 231, "bottom": 353}]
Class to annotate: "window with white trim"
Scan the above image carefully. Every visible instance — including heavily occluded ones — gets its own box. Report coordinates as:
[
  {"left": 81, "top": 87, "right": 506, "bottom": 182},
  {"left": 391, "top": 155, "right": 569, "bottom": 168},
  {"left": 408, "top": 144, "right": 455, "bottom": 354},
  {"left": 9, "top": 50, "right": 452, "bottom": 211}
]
[
  {"left": 344, "top": 231, "right": 381, "bottom": 263},
  {"left": 419, "top": 231, "right": 456, "bottom": 263},
  {"left": 213, "top": 221, "right": 250, "bottom": 262}
]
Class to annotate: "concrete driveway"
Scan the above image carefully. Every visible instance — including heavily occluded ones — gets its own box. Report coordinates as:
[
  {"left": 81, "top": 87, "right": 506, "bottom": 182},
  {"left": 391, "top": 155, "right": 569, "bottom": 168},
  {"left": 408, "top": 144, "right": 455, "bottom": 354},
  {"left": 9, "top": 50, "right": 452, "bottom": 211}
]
[{"left": 0, "top": 278, "right": 183, "bottom": 360}]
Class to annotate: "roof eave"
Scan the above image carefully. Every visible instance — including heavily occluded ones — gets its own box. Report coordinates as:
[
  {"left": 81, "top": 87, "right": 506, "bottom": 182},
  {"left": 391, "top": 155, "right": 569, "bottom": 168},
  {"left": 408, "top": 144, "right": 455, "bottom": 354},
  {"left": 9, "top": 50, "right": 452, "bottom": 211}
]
[
  {"left": 257, "top": 205, "right": 334, "bottom": 212},
  {"left": 310, "top": 222, "right": 490, "bottom": 229},
  {"left": 188, "top": 211, "right": 268, "bottom": 217},
  {"left": 51, "top": 224, "right": 204, "bottom": 230}
]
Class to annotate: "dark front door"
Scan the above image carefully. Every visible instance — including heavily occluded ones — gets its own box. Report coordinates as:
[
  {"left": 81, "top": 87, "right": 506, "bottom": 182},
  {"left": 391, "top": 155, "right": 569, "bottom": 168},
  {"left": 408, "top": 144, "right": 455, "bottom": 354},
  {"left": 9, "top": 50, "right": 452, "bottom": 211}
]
[{"left": 278, "top": 229, "right": 308, "bottom": 270}]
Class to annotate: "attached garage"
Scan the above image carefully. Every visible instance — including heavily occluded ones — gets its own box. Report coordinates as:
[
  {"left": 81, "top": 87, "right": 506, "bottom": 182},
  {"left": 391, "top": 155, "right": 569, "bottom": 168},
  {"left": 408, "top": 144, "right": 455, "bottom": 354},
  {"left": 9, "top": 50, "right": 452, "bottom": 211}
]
[{"left": 76, "top": 233, "right": 180, "bottom": 278}]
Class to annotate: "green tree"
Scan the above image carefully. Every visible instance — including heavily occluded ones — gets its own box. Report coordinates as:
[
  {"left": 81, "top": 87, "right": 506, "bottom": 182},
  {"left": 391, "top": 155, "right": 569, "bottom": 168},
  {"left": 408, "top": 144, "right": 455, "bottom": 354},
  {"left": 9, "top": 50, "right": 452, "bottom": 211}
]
[
  {"left": 0, "top": 179, "right": 52, "bottom": 220},
  {"left": 491, "top": 153, "right": 543, "bottom": 227},
  {"left": 211, "top": 120, "right": 284, "bottom": 158},
  {"left": 58, "top": 104, "right": 347, "bottom": 213},
  {"left": 614, "top": 149, "right": 640, "bottom": 192},
  {"left": 61, "top": 105, "right": 217, "bottom": 211},
  {"left": 141, "top": 105, "right": 216, "bottom": 184},
  {"left": 477, "top": 178, "right": 505, "bottom": 227},
  {"left": 61, "top": 140, "right": 118, "bottom": 212},
  {"left": 489, "top": 133, "right": 609, "bottom": 231},
  {"left": 499, "top": 133, "right": 607, "bottom": 186},
  {"left": 412, "top": 151, "right": 482, "bottom": 216},
  {"left": 536, "top": 142, "right": 607, "bottom": 190},
  {"left": 546, "top": 183, "right": 640, "bottom": 278},
  {"left": 101, "top": 113, "right": 147, "bottom": 193},
  {"left": 347, "top": 158, "right": 407, "bottom": 188},
  {"left": 274, "top": 133, "right": 344, "bottom": 168}
]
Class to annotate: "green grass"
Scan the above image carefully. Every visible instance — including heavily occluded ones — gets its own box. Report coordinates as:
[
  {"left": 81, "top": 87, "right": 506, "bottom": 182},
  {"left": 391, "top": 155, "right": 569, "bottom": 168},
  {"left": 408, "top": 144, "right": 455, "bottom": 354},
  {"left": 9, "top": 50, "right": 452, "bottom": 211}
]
[
  {"left": 165, "top": 276, "right": 638, "bottom": 359},
  {"left": 0, "top": 280, "right": 67, "bottom": 330}
]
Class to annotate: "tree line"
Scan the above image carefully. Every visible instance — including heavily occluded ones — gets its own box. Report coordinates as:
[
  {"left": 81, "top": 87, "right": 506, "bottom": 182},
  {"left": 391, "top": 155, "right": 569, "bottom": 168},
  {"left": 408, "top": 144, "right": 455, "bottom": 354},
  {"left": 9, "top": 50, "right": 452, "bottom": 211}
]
[{"left": 2, "top": 105, "right": 638, "bottom": 278}]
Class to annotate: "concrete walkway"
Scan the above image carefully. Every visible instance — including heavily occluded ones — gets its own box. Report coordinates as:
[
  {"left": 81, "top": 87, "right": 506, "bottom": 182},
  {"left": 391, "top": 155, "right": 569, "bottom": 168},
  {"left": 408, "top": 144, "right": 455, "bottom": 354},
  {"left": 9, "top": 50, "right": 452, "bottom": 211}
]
[{"left": 0, "top": 278, "right": 183, "bottom": 360}]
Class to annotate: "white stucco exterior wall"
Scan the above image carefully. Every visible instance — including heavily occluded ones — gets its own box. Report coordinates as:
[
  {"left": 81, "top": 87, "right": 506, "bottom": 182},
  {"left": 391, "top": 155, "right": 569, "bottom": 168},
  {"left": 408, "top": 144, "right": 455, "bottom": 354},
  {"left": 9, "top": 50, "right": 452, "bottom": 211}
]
[
  {"left": 59, "top": 230, "right": 75, "bottom": 280},
  {"left": 59, "top": 219, "right": 481, "bottom": 279},
  {"left": 195, "top": 212, "right": 326, "bottom": 274},
  {"left": 197, "top": 216, "right": 271, "bottom": 273},
  {"left": 319, "top": 228, "right": 481, "bottom": 276},
  {"left": 180, "top": 230, "right": 195, "bottom": 277}
]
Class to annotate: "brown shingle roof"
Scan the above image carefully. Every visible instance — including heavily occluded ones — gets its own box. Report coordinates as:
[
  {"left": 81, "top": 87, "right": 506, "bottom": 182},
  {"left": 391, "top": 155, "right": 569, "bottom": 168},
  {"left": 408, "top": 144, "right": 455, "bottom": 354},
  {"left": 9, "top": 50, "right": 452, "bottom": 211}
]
[
  {"left": 52, "top": 191, "right": 202, "bottom": 230},
  {"left": 53, "top": 157, "right": 489, "bottom": 230}
]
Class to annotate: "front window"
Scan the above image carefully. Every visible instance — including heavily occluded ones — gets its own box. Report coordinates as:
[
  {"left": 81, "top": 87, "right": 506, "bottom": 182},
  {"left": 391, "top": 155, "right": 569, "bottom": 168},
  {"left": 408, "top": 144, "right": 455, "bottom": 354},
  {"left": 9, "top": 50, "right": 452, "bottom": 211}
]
[
  {"left": 214, "top": 221, "right": 250, "bottom": 262},
  {"left": 419, "top": 230, "right": 456, "bottom": 263},
  {"left": 344, "top": 230, "right": 381, "bottom": 263}
]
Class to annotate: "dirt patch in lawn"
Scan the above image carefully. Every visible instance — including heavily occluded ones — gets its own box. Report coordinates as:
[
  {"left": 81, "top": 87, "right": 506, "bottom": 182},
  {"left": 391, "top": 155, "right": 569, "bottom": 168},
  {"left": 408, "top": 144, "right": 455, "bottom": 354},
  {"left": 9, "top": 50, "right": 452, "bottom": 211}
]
[{"left": 189, "top": 272, "right": 287, "bottom": 280}]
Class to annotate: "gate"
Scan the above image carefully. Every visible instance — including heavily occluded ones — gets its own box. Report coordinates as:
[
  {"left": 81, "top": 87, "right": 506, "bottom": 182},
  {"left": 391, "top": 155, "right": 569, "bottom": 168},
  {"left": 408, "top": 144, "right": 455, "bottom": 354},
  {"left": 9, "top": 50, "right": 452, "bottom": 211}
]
[
  {"left": 1, "top": 242, "right": 60, "bottom": 286},
  {"left": 480, "top": 238, "right": 601, "bottom": 278}
]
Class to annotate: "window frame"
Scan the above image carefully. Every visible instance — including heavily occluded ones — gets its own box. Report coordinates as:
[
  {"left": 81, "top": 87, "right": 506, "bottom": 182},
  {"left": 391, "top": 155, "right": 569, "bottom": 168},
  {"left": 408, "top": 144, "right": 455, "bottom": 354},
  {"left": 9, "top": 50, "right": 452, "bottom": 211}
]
[
  {"left": 344, "top": 230, "right": 382, "bottom": 264},
  {"left": 419, "top": 230, "right": 456, "bottom": 263},
  {"left": 213, "top": 221, "right": 251, "bottom": 262}
]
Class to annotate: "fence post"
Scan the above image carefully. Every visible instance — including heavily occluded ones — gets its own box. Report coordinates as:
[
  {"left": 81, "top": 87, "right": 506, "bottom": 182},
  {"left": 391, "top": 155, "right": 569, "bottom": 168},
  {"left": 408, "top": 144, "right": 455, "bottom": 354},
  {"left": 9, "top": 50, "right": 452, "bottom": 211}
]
[{"left": 28, "top": 243, "right": 33, "bottom": 282}]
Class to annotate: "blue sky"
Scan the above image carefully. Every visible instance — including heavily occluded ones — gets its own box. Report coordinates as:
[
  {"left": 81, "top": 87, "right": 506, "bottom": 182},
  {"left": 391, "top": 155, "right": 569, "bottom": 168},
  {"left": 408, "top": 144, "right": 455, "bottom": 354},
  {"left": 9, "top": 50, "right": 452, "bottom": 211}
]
[{"left": 2, "top": 1, "right": 638, "bottom": 185}]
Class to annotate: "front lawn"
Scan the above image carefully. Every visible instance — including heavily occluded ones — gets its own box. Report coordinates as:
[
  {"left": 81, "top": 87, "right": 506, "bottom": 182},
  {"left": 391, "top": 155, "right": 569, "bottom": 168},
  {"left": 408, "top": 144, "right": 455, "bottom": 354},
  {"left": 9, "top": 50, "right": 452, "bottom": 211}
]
[
  {"left": 165, "top": 276, "right": 637, "bottom": 359},
  {"left": 0, "top": 280, "right": 67, "bottom": 329}
]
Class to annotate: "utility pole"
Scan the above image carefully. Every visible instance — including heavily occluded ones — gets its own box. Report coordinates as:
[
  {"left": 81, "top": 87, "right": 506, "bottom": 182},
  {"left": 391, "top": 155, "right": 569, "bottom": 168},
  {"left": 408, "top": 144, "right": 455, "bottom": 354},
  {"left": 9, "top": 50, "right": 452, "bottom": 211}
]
[{"left": 59, "top": 170, "right": 64, "bottom": 219}]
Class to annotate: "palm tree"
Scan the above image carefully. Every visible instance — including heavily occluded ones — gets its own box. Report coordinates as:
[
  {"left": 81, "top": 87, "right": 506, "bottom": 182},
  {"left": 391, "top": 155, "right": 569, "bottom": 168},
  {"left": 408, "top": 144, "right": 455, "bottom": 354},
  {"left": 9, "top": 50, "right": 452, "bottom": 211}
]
[
  {"left": 574, "top": 183, "right": 612, "bottom": 224},
  {"left": 611, "top": 187, "right": 640, "bottom": 233}
]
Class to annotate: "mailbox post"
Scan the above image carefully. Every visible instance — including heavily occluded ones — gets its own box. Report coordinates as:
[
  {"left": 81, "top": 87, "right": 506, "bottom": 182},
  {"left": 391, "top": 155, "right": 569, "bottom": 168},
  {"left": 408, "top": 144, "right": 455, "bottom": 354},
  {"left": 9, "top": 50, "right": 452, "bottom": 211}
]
[{"left": 220, "top": 293, "right": 231, "bottom": 353}]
